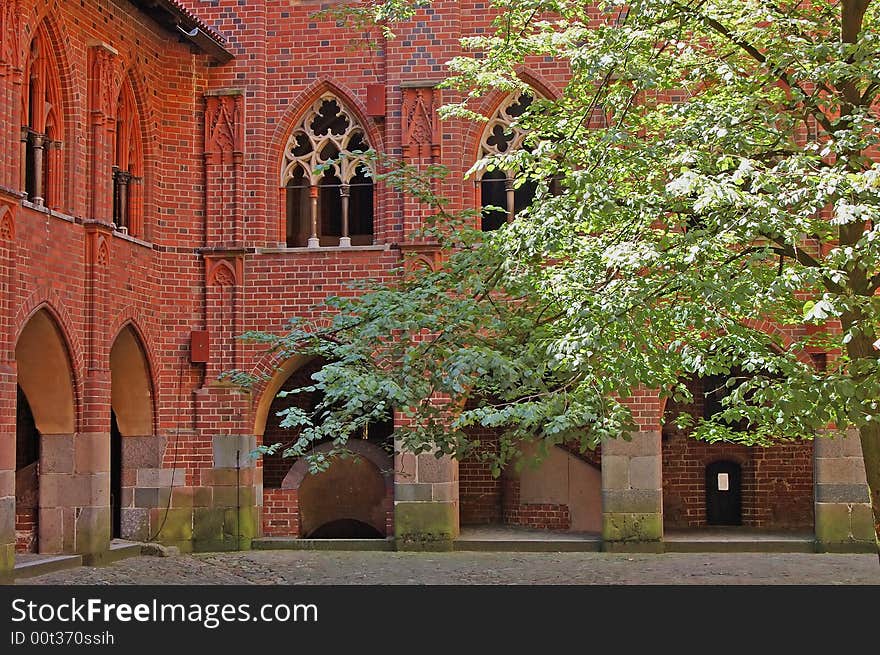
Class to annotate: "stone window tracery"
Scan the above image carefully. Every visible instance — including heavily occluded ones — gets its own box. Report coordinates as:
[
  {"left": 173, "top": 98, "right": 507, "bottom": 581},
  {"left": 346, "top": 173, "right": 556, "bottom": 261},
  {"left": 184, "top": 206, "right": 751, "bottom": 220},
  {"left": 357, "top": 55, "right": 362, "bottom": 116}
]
[
  {"left": 281, "top": 94, "right": 374, "bottom": 248},
  {"left": 21, "top": 25, "right": 64, "bottom": 209},
  {"left": 113, "top": 79, "right": 144, "bottom": 237},
  {"left": 477, "top": 92, "right": 540, "bottom": 232}
]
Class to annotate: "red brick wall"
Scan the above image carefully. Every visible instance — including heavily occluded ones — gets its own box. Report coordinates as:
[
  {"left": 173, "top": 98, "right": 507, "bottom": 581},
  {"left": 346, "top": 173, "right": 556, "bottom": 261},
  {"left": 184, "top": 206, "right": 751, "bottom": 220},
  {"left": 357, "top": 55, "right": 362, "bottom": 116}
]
[
  {"left": 14, "top": 508, "right": 36, "bottom": 553},
  {"left": 262, "top": 488, "right": 299, "bottom": 537},
  {"left": 460, "top": 424, "right": 504, "bottom": 525},
  {"left": 2, "top": 0, "right": 820, "bottom": 552},
  {"left": 460, "top": 425, "right": 581, "bottom": 531},
  {"left": 662, "top": 377, "right": 814, "bottom": 529},
  {"left": 501, "top": 477, "right": 570, "bottom": 530}
]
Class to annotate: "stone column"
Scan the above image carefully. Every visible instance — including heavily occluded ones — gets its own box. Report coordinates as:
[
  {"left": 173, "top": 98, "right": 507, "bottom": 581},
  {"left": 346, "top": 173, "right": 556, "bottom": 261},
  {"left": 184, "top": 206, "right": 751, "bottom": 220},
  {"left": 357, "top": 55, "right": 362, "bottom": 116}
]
[
  {"left": 394, "top": 443, "right": 459, "bottom": 550},
  {"left": 203, "top": 430, "right": 258, "bottom": 552},
  {"left": 601, "top": 431, "right": 664, "bottom": 551},
  {"left": 119, "top": 433, "right": 173, "bottom": 542},
  {"left": 0, "top": 205, "right": 15, "bottom": 579},
  {"left": 814, "top": 431, "right": 874, "bottom": 552},
  {"left": 0, "top": 359, "right": 15, "bottom": 581},
  {"left": 74, "top": 226, "right": 114, "bottom": 560},
  {"left": 38, "top": 429, "right": 109, "bottom": 557}
]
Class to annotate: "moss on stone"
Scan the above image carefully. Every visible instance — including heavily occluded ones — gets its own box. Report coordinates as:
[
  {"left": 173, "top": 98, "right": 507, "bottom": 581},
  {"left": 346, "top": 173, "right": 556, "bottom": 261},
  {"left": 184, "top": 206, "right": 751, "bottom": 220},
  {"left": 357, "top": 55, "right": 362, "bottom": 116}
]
[
  {"left": 394, "top": 501, "right": 457, "bottom": 550},
  {"left": 154, "top": 508, "right": 194, "bottom": 543},
  {"left": 602, "top": 512, "right": 663, "bottom": 542}
]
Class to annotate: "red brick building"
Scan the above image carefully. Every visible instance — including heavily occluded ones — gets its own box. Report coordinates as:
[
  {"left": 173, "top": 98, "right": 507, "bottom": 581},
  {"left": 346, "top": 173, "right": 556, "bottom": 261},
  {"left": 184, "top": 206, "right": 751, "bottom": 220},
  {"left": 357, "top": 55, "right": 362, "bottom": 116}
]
[{"left": 0, "top": 0, "right": 873, "bottom": 575}]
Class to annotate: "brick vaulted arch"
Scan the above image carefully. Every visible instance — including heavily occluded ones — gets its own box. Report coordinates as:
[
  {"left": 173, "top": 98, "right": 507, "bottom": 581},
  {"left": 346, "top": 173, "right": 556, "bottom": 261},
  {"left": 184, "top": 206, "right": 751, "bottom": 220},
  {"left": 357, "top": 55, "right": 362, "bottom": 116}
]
[
  {"left": 110, "top": 323, "right": 156, "bottom": 437},
  {"left": 15, "top": 306, "right": 77, "bottom": 435},
  {"left": 14, "top": 297, "right": 82, "bottom": 433},
  {"left": 252, "top": 353, "right": 316, "bottom": 438}
]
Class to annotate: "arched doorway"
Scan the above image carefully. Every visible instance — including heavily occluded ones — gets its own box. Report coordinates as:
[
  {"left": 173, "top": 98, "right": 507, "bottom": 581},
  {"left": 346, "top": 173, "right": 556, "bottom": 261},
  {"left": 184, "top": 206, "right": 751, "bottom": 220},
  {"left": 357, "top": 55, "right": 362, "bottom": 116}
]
[
  {"left": 109, "top": 326, "right": 154, "bottom": 540},
  {"left": 15, "top": 386, "right": 40, "bottom": 553},
  {"left": 15, "top": 308, "right": 77, "bottom": 554}
]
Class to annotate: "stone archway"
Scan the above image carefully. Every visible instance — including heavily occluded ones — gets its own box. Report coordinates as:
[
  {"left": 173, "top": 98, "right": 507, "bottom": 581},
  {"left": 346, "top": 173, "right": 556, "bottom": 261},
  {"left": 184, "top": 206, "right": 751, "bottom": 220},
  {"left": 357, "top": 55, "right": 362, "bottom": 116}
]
[
  {"left": 255, "top": 356, "right": 394, "bottom": 538},
  {"left": 282, "top": 440, "right": 392, "bottom": 538},
  {"left": 109, "top": 325, "right": 156, "bottom": 541},
  {"left": 15, "top": 308, "right": 77, "bottom": 554}
]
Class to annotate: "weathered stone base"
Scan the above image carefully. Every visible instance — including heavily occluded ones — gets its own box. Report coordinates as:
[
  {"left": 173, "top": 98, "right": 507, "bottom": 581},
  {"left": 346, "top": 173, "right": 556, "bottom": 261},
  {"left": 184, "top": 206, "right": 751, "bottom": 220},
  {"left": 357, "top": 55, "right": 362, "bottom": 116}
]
[
  {"left": 394, "top": 501, "right": 458, "bottom": 551},
  {"left": 148, "top": 503, "right": 259, "bottom": 554},
  {"left": 815, "top": 503, "right": 876, "bottom": 552},
  {"left": 602, "top": 512, "right": 663, "bottom": 544},
  {"left": 814, "top": 432, "right": 874, "bottom": 553}
]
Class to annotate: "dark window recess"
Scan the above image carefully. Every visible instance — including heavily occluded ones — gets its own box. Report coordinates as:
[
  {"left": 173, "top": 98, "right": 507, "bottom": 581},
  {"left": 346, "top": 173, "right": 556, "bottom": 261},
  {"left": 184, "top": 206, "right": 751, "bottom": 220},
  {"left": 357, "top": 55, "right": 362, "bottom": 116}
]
[
  {"left": 286, "top": 168, "right": 309, "bottom": 248},
  {"left": 319, "top": 174, "right": 343, "bottom": 239},
  {"left": 480, "top": 171, "right": 508, "bottom": 232}
]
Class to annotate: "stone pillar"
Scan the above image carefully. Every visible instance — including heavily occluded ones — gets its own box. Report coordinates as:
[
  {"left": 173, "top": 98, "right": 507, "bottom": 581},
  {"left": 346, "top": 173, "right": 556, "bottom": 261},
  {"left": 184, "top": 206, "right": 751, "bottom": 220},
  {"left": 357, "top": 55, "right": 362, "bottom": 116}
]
[
  {"left": 601, "top": 431, "right": 664, "bottom": 551},
  {"left": 0, "top": 204, "right": 15, "bottom": 579},
  {"left": 119, "top": 433, "right": 173, "bottom": 541},
  {"left": 0, "top": 359, "right": 15, "bottom": 581},
  {"left": 38, "top": 429, "right": 109, "bottom": 557},
  {"left": 167, "top": 385, "right": 258, "bottom": 553},
  {"left": 394, "top": 444, "right": 459, "bottom": 550},
  {"left": 201, "top": 431, "right": 258, "bottom": 552},
  {"left": 73, "top": 226, "right": 114, "bottom": 560},
  {"left": 814, "top": 431, "right": 874, "bottom": 552}
]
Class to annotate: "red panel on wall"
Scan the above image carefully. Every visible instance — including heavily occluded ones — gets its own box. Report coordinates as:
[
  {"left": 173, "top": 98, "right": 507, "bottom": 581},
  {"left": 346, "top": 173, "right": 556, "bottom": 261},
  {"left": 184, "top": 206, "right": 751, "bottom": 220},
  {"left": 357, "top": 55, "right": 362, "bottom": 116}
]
[
  {"left": 366, "top": 83, "right": 385, "bottom": 117},
  {"left": 190, "top": 330, "right": 210, "bottom": 363}
]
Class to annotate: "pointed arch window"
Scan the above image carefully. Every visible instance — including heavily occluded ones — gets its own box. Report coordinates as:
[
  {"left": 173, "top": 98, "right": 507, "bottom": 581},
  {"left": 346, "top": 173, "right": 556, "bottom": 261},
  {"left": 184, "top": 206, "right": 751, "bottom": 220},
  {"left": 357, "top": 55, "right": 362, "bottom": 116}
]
[
  {"left": 113, "top": 80, "right": 144, "bottom": 238},
  {"left": 476, "top": 92, "right": 544, "bottom": 231},
  {"left": 281, "top": 95, "right": 374, "bottom": 248},
  {"left": 21, "top": 26, "right": 64, "bottom": 209}
]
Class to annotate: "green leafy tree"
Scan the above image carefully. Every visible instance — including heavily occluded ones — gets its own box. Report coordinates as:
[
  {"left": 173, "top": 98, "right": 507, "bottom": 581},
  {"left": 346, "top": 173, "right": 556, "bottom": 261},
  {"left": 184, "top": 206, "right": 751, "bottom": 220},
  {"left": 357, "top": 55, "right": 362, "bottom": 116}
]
[{"left": 233, "top": 0, "right": 880, "bottom": 557}]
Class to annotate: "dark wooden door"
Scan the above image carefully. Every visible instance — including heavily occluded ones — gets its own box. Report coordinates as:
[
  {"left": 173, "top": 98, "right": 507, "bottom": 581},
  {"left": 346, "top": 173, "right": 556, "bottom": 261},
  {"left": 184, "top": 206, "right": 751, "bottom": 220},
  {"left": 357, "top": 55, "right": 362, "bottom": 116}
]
[
  {"left": 110, "top": 411, "right": 122, "bottom": 538},
  {"left": 705, "top": 460, "right": 742, "bottom": 525}
]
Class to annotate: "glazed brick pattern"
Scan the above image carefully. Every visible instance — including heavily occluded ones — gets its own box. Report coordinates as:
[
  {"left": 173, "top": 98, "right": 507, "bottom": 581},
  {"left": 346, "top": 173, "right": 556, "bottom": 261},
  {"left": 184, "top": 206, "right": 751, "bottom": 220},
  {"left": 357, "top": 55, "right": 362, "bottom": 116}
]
[{"left": 662, "top": 377, "right": 814, "bottom": 530}]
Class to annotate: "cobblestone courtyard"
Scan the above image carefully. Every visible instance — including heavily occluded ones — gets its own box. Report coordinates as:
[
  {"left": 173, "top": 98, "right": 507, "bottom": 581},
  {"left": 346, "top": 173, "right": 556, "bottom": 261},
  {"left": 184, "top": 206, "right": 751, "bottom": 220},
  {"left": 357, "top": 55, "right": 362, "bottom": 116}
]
[{"left": 15, "top": 551, "right": 880, "bottom": 585}]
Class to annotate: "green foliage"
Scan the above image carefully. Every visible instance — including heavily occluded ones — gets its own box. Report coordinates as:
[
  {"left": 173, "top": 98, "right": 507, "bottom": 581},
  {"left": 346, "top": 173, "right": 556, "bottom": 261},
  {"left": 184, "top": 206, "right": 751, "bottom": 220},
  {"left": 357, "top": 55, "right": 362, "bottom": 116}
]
[{"left": 234, "top": 1, "right": 880, "bottom": 482}]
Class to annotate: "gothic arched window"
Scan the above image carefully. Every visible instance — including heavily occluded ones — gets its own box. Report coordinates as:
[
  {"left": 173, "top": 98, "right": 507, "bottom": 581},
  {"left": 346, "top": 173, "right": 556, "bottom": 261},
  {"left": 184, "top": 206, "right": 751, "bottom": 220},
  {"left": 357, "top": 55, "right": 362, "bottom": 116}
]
[
  {"left": 21, "top": 25, "right": 64, "bottom": 209},
  {"left": 280, "top": 95, "right": 374, "bottom": 248},
  {"left": 113, "top": 79, "right": 144, "bottom": 238},
  {"left": 477, "top": 92, "right": 540, "bottom": 231}
]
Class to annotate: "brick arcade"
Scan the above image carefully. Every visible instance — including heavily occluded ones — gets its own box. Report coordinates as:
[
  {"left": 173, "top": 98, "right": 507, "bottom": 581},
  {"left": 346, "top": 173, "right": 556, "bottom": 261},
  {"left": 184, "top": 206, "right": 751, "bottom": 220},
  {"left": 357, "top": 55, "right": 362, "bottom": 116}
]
[{"left": 0, "top": 0, "right": 874, "bottom": 577}]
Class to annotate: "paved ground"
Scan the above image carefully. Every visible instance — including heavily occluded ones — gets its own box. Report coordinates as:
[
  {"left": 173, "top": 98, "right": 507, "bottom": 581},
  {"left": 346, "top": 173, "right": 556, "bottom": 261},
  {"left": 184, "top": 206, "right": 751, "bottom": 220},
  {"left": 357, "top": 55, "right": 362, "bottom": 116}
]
[{"left": 16, "top": 550, "right": 880, "bottom": 585}]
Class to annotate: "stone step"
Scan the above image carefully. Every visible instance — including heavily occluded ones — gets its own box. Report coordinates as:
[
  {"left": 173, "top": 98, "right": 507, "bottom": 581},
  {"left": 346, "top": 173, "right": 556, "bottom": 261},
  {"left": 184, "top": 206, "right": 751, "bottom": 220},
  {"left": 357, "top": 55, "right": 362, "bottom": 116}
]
[
  {"left": 663, "top": 539, "right": 816, "bottom": 554},
  {"left": 454, "top": 538, "right": 602, "bottom": 553},
  {"left": 252, "top": 537, "right": 396, "bottom": 551},
  {"left": 13, "top": 554, "right": 83, "bottom": 581}
]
